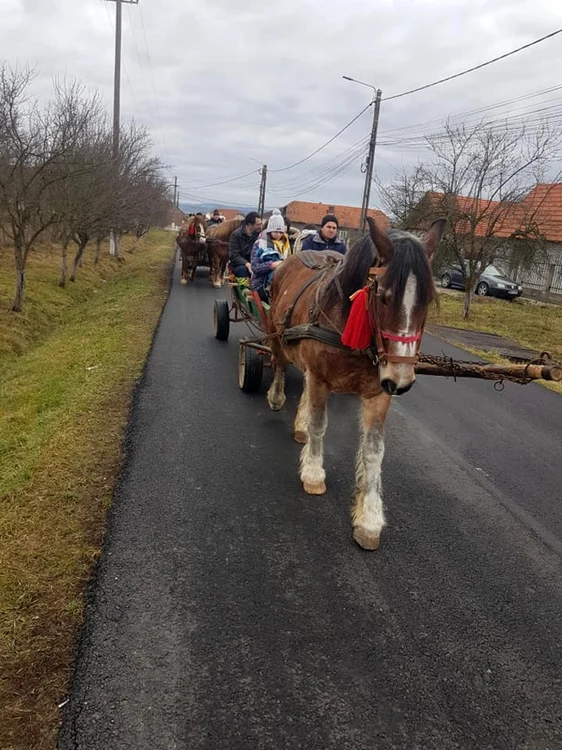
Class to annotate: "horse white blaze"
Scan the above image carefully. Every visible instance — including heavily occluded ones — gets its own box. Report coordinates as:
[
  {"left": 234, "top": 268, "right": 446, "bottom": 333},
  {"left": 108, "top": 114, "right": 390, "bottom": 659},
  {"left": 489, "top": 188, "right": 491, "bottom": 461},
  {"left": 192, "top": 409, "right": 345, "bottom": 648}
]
[
  {"left": 379, "top": 272, "right": 418, "bottom": 389},
  {"left": 199, "top": 224, "right": 206, "bottom": 244}
]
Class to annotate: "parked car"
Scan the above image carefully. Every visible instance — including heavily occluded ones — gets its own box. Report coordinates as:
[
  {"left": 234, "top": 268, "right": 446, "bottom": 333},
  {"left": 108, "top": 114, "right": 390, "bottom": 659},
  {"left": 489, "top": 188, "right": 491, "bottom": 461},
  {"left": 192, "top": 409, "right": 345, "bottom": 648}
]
[{"left": 439, "top": 262, "right": 523, "bottom": 300}]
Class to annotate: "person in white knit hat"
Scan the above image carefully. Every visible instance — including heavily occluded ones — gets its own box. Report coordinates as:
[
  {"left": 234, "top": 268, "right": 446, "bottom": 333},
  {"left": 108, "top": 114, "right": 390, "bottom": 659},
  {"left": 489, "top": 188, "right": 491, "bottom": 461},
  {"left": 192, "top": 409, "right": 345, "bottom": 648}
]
[{"left": 250, "top": 209, "right": 290, "bottom": 301}]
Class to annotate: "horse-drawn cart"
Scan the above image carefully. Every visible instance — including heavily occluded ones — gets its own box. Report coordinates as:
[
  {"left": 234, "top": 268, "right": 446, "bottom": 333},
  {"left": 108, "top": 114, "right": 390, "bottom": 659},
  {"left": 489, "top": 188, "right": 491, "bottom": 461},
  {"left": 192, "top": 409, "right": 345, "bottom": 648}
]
[
  {"left": 214, "top": 278, "right": 562, "bottom": 393},
  {"left": 213, "top": 219, "right": 562, "bottom": 551},
  {"left": 213, "top": 279, "right": 273, "bottom": 392}
]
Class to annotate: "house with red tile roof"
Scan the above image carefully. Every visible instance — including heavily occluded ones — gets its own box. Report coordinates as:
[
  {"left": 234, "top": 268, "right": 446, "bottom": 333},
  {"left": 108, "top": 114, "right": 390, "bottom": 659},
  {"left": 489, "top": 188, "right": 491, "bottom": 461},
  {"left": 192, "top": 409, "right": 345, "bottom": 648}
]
[
  {"left": 276, "top": 200, "right": 391, "bottom": 247},
  {"left": 217, "top": 208, "right": 245, "bottom": 221},
  {"left": 412, "top": 185, "right": 562, "bottom": 295}
]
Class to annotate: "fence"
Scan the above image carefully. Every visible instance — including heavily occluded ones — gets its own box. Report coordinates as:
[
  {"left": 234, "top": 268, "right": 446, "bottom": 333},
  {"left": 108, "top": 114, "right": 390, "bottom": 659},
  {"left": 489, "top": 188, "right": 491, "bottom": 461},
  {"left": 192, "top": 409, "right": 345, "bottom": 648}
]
[{"left": 511, "top": 262, "right": 562, "bottom": 295}]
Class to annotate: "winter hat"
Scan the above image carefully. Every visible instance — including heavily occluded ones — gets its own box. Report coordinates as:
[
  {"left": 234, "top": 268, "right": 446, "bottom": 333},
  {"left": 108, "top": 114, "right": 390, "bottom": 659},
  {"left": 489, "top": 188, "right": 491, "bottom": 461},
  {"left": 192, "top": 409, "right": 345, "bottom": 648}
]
[
  {"left": 266, "top": 208, "right": 286, "bottom": 234},
  {"left": 321, "top": 214, "right": 339, "bottom": 228}
]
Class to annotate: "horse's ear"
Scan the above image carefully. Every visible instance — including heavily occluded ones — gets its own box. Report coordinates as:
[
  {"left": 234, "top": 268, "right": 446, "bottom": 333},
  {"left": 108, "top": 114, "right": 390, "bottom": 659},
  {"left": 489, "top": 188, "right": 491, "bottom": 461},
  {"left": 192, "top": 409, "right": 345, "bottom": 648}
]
[
  {"left": 366, "top": 216, "right": 393, "bottom": 264},
  {"left": 424, "top": 218, "right": 446, "bottom": 260}
]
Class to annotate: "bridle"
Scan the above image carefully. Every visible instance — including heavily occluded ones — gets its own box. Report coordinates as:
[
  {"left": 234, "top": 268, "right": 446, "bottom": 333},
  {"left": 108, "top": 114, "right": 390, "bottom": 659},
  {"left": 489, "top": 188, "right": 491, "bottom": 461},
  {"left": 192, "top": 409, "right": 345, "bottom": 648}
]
[
  {"left": 187, "top": 219, "right": 206, "bottom": 243},
  {"left": 362, "top": 266, "right": 425, "bottom": 366}
]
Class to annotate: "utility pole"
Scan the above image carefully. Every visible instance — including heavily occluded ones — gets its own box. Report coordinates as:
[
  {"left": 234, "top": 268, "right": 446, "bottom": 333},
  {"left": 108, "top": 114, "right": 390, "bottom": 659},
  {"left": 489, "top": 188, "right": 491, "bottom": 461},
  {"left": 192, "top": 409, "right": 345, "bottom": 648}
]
[
  {"left": 257, "top": 164, "right": 267, "bottom": 216},
  {"left": 105, "top": 0, "right": 139, "bottom": 256},
  {"left": 359, "top": 88, "right": 382, "bottom": 233},
  {"left": 173, "top": 176, "right": 178, "bottom": 208}
]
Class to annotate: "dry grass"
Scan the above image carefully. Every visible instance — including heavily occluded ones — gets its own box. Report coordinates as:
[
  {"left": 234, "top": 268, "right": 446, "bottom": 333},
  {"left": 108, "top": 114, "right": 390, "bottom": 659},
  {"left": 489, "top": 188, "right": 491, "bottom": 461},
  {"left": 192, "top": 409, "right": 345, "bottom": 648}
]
[
  {"left": 0, "top": 231, "right": 173, "bottom": 749},
  {"left": 427, "top": 290, "right": 562, "bottom": 394}
]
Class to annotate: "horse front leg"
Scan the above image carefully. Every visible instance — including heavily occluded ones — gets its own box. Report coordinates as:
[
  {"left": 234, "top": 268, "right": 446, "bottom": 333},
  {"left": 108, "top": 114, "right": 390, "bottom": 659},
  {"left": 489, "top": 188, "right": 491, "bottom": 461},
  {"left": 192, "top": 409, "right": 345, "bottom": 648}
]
[
  {"left": 267, "top": 343, "right": 287, "bottom": 412},
  {"left": 293, "top": 371, "right": 309, "bottom": 444},
  {"left": 211, "top": 254, "right": 222, "bottom": 289},
  {"left": 352, "top": 393, "right": 392, "bottom": 550},
  {"left": 180, "top": 251, "right": 188, "bottom": 285},
  {"left": 190, "top": 260, "right": 197, "bottom": 282},
  {"left": 299, "top": 374, "right": 328, "bottom": 495}
]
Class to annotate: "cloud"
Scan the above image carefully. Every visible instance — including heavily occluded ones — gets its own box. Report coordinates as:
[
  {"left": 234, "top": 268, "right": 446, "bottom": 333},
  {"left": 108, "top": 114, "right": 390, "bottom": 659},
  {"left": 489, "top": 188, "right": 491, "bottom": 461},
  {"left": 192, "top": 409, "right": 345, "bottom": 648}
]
[{"left": 1, "top": 0, "right": 561, "bottom": 211}]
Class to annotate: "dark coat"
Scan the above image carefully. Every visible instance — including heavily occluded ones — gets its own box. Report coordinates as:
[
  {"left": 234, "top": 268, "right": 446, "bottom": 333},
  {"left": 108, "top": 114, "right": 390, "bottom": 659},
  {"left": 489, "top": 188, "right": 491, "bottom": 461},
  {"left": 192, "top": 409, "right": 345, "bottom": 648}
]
[
  {"left": 300, "top": 231, "right": 346, "bottom": 254},
  {"left": 229, "top": 225, "right": 260, "bottom": 267}
]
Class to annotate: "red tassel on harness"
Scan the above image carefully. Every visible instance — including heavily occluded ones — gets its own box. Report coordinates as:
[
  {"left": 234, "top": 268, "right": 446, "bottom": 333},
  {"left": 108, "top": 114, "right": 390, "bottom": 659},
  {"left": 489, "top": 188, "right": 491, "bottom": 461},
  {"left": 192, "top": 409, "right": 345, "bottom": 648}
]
[{"left": 341, "top": 287, "right": 372, "bottom": 350}]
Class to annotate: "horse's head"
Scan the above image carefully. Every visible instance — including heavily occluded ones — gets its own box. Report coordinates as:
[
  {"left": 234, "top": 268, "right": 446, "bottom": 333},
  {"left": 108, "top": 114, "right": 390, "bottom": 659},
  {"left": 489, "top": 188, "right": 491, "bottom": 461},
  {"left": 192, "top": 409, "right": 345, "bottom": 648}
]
[
  {"left": 366, "top": 217, "right": 446, "bottom": 395},
  {"left": 188, "top": 215, "right": 207, "bottom": 244}
]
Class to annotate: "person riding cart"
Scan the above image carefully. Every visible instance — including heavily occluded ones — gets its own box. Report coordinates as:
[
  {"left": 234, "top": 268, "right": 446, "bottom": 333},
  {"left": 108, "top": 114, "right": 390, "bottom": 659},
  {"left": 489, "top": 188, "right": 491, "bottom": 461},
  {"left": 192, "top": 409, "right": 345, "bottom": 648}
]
[
  {"left": 250, "top": 209, "right": 290, "bottom": 301},
  {"left": 300, "top": 214, "right": 347, "bottom": 254},
  {"left": 228, "top": 211, "right": 262, "bottom": 277},
  {"left": 207, "top": 209, "right": 224, "bottom": 226}
]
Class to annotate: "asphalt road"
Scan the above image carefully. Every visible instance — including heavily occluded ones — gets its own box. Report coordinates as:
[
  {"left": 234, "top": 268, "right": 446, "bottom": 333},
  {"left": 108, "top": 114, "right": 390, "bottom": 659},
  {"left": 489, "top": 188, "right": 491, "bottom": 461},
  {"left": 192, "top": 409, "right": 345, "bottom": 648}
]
[{"left": 59, "top": 258, "right": 562, "bottom": 750}]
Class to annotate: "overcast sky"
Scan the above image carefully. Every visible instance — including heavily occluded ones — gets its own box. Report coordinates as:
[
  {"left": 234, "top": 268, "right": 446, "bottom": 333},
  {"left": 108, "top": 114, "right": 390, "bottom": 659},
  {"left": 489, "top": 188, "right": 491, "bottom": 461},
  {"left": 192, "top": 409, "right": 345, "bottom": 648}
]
[{"left": 2, "top": 0, "right": 561, "bottom": 211}]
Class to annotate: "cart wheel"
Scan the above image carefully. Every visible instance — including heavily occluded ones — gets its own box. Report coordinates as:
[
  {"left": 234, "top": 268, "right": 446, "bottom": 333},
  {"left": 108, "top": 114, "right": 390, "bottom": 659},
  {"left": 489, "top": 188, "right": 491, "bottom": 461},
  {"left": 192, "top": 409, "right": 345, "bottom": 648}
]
[
  {"left": 238, "top": 344, "right": 263, "bottom": 392},
  {"left": 213, "top": 300, "right": 230, "bottom": 340}
]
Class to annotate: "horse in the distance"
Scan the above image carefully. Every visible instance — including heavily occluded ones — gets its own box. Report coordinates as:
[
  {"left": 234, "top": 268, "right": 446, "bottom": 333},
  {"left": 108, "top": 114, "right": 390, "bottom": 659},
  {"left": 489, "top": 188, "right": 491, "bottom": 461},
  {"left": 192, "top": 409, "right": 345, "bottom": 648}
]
[
  {"left": 266, "top": 216, "right": 445, "bottom": 551},
  {"left": 206, "top": 216, "right": 244, "bottom": 287},
  {"left": 176, "top": 214, "right": 207, "bottom": 284}
]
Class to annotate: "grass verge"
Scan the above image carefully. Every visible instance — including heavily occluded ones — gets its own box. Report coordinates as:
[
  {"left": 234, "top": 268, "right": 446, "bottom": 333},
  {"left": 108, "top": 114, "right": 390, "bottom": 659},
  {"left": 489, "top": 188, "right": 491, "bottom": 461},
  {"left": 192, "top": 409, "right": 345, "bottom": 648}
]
[
  {"left": 0, "top": 231, "right": 173, "bottom": 749},
  {"left": 427, "top": 291, "right": 562, "bottom": 394}
]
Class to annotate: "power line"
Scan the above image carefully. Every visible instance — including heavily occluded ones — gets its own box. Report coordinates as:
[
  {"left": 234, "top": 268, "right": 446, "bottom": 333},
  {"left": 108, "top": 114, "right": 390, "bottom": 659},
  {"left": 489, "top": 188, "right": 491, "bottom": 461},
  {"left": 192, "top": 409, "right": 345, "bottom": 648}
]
[
  {"left": 379, "top": 83, "right": 562, "bottom": 137},
  {"left": 385, "top": 27, "right": 562, "bottom": 102},
  {"left": 269, "top": 135, "right": 369, "bottom": 193},
  {"left": 189, "top": 168, "right": 260, "bottom": 189},
  {"left": 269, "top": 102, "right": 373, "bottom": 173}
]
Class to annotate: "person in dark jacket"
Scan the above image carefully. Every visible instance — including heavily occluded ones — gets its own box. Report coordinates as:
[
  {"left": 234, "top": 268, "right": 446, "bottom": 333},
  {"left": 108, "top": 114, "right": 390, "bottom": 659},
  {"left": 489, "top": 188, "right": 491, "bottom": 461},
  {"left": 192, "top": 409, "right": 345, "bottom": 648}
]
[
  {"left": 207, "top": 209, "right": 224, "bottom": 226},
  {"left": 229, "top": 211, "right": 262, "bottom": 277},
  {"left": 300, "top": 214, "right": 346, "bottom": 254}
]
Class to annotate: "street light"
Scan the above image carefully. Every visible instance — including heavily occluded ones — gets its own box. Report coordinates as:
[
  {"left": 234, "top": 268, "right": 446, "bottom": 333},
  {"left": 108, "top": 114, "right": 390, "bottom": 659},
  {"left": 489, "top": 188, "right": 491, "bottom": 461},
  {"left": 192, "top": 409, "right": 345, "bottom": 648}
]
[
  {"left": 342, "top": 75, "right": 378, "bottom": 93},
  {"left": 343, "top": 75, "right": 383, "bottom": 232}
]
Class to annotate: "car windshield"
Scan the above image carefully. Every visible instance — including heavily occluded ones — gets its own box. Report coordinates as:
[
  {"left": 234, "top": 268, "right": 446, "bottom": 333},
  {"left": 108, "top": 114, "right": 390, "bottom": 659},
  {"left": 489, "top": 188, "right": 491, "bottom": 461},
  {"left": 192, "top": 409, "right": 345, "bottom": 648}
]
[{"left": 484, "top": 264, "right": 507, "bottom": 277}]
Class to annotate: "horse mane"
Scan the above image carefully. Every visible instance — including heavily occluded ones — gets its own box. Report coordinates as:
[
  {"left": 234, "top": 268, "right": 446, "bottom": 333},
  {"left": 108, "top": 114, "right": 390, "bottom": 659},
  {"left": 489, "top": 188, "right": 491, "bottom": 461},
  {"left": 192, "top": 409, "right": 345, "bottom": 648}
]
[
  {"left": 207, "top": 217, "right": 243, "bottom": 240},
  {"left": 321, "top": 229, "right": 435, "bottom": 316}
]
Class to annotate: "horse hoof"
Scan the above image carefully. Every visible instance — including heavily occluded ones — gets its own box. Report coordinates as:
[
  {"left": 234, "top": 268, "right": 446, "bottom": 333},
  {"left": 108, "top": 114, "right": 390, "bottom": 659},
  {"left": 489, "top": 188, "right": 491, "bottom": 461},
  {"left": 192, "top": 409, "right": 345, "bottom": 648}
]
[
  {"left": 294, "top": 430, "right": 307, "bottom": 444},
  {"left": 267, "top": 393, "right": 286, "bottom": 412},
  {"left": 180, "top": 278, "right": 187, "bottom": 285},
  {"left": 213, "top": 282, "right": 221, "bottom": 289},
  {"left": 303, "top": 480, "right": 326, "bottom": 495},
  {"left": 353, "top": 527, "right": 381, "bottom": 551}
]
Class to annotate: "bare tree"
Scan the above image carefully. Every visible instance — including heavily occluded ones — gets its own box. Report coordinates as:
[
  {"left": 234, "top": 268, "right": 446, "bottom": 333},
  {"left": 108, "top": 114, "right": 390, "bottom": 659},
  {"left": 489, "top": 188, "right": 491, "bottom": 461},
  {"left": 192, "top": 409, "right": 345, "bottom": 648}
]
[
  {"left": 0, "top": 65, "right": 102, "bottom": 310},
  {"left": 380, "top": 119, "right": 561, "bottom": 318},
  {"left": 108, "top": 123, "right": 169, "bottom": 254},
  {"left": 53, "top": 129, "right": 115, "bottom": 283}
]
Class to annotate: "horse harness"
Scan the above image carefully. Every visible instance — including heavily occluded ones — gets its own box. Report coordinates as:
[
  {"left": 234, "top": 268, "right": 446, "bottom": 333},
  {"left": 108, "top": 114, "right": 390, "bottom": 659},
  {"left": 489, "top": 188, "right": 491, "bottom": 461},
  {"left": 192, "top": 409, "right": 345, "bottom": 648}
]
[{"left": 280, "top": 251, "right": 424, "bottom": 367}]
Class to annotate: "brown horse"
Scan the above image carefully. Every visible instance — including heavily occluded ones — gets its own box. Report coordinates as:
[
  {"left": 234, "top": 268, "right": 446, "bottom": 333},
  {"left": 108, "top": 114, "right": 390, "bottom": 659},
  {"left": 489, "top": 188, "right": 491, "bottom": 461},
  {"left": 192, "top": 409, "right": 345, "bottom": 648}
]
[
  {"left": 177, "top": 214, "right": 207, "bottom": 284},
  {"left": 266, "top": 216, "right": 446, "bottom": 550},
  {"left": 206, "top": 217, "right": 244, "bottom": 288}
]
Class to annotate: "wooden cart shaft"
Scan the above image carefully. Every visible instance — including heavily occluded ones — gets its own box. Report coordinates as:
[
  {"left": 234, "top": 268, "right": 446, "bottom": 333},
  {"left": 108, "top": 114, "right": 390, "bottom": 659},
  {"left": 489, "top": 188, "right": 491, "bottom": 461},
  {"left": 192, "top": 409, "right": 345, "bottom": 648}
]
[{"left": 415, "top": 362, "right": 562, "bottom": 382}]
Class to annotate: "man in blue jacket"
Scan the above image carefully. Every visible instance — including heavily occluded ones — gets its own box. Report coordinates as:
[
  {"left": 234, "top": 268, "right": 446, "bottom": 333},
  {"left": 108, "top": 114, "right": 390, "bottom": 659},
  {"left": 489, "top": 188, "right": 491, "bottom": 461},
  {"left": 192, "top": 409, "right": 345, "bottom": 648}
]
[{"left": 300, "top": 214, "right": 347, "bottom": 254}]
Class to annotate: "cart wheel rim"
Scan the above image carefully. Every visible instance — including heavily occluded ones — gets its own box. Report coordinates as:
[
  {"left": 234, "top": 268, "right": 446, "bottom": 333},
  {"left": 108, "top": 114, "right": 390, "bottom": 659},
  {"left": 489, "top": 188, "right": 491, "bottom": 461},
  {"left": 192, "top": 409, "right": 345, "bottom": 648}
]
[{"left": 238, "top": 345, "right": 245, "bottom": 389}]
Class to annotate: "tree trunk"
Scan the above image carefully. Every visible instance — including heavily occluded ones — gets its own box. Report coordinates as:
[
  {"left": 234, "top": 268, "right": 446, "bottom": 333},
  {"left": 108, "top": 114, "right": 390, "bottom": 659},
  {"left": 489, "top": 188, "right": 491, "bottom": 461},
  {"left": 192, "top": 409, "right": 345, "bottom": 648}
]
[
  {"left": 59, "top": 240, "right": 69, "bottom": 287},
  {"left": 12, "top": 241, "right": 26, "bottom": 312},
  {"left": 110, "top": 230, "right": 121, "bottom": 261},
  {"left": 462, "top": 289, "right": 472, "bottom": 319},
  {"left": 70, "top": 240, "right": 88, "bottom": 282},
  {"left": 94, "top": 237, "right": 102, "bottom": 264}
]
